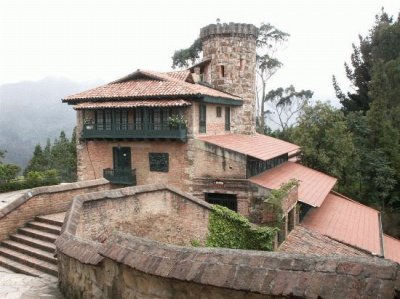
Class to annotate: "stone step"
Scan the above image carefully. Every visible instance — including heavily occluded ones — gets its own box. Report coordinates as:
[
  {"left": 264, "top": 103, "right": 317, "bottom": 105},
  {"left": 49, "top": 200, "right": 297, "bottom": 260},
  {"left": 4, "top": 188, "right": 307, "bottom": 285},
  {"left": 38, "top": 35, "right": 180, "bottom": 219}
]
[
  {"left": 27, "top": 221, "right": 62, "bottom": 235},
  {"left": 18, "top": 227, "right": 58, "bottom": 243},
  {"left": 36, "top": 213, "right": 65, "bottom": 227},
  {"left": 1, "top": 240, "right": 57, "bottom": 265},
  {"left": 0, "top": 247, "right": 58, "bottom": 276},
  {"left": 0, "top": 255, "right": 43, "bottom": 277},
  {"left": 10, "top": 233, "right": 56, "bottom": 253}
]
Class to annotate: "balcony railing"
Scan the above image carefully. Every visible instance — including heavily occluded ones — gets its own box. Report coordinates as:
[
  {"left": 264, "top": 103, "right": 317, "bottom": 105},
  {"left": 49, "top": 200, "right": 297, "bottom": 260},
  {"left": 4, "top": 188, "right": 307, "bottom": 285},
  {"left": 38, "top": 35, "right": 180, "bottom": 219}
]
[
  {"left": 82, "top": 121, "right": 187, "bottom": 141},
  {"left": 103, "top": 168, "right": 137, "bottom": 185}
]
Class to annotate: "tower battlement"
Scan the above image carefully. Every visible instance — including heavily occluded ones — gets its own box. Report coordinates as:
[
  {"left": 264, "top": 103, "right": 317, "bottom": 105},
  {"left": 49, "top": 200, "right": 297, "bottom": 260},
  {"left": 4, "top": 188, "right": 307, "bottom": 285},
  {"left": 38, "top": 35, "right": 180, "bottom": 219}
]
[{"left": 200, "top": 23, "right": 258, "bottom": 40}]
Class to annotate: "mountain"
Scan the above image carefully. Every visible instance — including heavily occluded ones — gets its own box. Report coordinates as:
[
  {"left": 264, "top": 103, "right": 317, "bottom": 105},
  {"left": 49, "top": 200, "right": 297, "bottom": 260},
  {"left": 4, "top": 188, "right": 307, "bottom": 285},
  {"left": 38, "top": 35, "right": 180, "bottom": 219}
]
[{"left": 0, "top": 77, "right": 102, "bottom": 169}]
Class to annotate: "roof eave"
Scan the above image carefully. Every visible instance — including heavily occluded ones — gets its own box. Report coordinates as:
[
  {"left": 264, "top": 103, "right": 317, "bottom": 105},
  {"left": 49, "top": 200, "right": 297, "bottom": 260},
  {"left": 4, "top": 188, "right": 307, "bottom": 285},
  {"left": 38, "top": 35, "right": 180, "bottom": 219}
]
[{"left": 199, "top": 95, "right": 243, "bottom": 106}]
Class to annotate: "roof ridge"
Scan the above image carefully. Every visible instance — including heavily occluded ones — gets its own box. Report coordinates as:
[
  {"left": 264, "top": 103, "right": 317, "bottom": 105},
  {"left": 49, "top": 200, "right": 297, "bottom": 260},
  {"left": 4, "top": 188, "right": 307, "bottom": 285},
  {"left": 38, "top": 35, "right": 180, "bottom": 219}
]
[
  {"left": 329, "top": 191, "right": 380, "bottom": 213},
  {"left": 383, "top": 234, "right": 400, "bottom": 241}
]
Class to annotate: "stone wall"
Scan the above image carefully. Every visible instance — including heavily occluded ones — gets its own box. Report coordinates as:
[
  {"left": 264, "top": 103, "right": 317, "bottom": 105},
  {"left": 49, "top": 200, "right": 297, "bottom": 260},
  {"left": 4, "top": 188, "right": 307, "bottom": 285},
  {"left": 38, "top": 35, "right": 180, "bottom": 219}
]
[
  {"left": 74, "top": 186, "right": 211, "bottom": 246},
  {"left": 0, "top": 179, "right": 110, "bottom": 241},
  {"left": 57, "top": 232, "right": 400, "bottom": 299},
  {"left": 192, "top": 139, "right": 247, "bottom": 179},
  {"left": 200, "top": 23, "right": 258, "bottom": 135}
]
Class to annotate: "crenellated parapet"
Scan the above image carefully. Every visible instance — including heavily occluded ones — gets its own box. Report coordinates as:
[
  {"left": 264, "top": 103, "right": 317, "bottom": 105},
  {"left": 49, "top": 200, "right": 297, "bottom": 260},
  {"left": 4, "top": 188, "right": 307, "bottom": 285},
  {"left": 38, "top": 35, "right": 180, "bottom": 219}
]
[{"left": 200, "top": 22, "right": 258, "bottom": 40}]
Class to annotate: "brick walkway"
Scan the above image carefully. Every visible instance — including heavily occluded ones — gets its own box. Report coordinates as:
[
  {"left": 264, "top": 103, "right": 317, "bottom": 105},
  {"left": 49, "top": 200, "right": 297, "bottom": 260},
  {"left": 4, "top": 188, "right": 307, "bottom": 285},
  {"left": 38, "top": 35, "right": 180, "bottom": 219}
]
[{"left": 0, "top": 266, "right": 63, "bottom": 298}]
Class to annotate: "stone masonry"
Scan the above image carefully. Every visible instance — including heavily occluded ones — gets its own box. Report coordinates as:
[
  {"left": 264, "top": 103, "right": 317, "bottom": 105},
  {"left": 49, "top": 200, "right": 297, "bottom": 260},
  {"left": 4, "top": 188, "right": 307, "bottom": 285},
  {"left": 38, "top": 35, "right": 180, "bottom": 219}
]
[
  {"left": 200, "top": 23, "right": 258, "bottom": 135},
  {"left": 56, "top": 184, "right": 400, "bottom": 298}
]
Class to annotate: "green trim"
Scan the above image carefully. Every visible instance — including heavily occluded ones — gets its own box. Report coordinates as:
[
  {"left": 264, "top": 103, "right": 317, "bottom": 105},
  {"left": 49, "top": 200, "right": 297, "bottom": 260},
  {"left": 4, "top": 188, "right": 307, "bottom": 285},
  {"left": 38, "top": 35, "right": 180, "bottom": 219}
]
[{"left": 200, "top": 96, "right": 243, "bottom": 106}]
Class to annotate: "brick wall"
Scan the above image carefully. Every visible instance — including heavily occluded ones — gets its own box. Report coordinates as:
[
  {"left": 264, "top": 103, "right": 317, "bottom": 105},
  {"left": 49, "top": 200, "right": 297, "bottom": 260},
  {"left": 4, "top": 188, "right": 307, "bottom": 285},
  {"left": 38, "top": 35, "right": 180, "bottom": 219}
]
[
  {"left": 0, "top": 179, "right": 110, "bottom": 241},
  {"left": 74, "top": 187, "right": 211, "bottom": 246},
  {"left": 77, "top": 140, "right": 191, "bottom": 191}
]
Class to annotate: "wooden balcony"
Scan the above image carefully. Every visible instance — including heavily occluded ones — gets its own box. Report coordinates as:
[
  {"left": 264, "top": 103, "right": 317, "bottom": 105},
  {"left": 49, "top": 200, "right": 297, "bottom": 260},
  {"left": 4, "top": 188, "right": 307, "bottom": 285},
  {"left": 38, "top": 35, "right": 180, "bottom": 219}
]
[
  {"left": 82, "top": 121, "right": 187, "bottom": 141},
  {"left": 103, "top": 168, "right": 137, "bottom": 185}
]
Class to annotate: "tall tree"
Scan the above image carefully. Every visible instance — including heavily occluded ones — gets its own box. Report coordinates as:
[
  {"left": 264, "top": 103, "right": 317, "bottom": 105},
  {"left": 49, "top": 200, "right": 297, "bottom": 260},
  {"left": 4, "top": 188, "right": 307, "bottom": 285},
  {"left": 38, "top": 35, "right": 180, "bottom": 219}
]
[
  {"left": 0, "top": 150, "right": 21, "bottom": 183},
  {"left": 24, "top": 144, "right": 48, "bottom": 175},
  {"left": 261, "top": 85, "right": 313, "bottom": 135},
  {"left": 24, "top": 130, "right": 77, "bottom": 183},
  {"left": 255, "top": 23, "right": 289, "bottom": 131},
  {"left": 290, "top": 102, "right": 358, "bottom": 190},
  {"left": 172, "top": 38, "right": 202, "bottom": 69},
  {"left": 332, "top": 9, "right": 396, "bottom": 113},
  {"left": 51, "top": 131, "right": 77, "bottom": 182}
]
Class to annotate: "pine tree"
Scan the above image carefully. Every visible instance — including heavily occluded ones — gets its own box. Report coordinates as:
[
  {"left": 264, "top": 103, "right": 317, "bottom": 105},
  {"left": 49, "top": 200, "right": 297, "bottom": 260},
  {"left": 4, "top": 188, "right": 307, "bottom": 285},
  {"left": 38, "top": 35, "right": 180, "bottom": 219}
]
[{"left": 24, "top": 144, "right": 48, "bottom": 175}]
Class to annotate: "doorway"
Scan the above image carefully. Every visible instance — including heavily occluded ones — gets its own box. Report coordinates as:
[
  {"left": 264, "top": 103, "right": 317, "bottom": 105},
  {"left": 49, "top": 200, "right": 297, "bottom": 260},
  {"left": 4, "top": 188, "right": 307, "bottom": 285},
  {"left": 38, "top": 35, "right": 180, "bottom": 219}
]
[
  {"left": 113, "top": 147, "right": 132, "bottom": 174},
  {"left": 205, "top": 193, "right": 237, "bottom": 212}
]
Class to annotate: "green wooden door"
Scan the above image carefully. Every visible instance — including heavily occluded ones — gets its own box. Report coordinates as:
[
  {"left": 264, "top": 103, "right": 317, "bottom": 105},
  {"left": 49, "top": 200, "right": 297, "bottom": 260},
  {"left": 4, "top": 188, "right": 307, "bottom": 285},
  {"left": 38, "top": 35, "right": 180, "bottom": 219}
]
[{"left": 113, "top": 147, "right": 132, "bottom": 172}]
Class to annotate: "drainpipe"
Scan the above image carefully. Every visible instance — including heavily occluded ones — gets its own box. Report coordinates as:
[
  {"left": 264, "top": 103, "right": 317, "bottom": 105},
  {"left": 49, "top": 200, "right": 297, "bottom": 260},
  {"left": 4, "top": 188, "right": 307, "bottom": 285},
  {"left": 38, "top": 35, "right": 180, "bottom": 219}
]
[{"left": 378, "top": 212, "right": 385, "bottom": 258}]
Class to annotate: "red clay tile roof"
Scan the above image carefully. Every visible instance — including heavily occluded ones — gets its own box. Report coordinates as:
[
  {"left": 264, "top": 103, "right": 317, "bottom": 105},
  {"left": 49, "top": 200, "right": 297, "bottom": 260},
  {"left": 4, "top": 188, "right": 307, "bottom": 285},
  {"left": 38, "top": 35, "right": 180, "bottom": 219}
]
[
  {"left": 302, "top": 192, "right": 383, "bottom": 256},
  {"left": 384, "top": 234, "right": 400, "bottom": 264},
  {"left": 164, "top": 70, "right": 191, "bottom": 81},
  {"left": 63, "top": 69, "right": 241, "bottom": 102},
  {"left": 198, "top": 133, "right": 299, "bottom": 161},
  {"left": 73, "top": 100, "right": 191, "bottom": 110},
  {"left": 249, "top": 162, "right": 336, "bottom": 207},
  {"left": 279, "top": 225, "right": 369, "bottom": 257}
]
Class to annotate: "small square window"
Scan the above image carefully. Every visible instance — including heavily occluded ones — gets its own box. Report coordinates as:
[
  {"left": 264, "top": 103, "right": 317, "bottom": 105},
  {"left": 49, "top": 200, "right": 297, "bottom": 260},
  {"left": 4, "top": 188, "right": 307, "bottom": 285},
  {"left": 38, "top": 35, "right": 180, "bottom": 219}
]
[
  {"left": 149, "top": 153, "right": 169, "bottom": 172},
  {"left": 216, "top": 106, "right": 222, "bottom": 117}
]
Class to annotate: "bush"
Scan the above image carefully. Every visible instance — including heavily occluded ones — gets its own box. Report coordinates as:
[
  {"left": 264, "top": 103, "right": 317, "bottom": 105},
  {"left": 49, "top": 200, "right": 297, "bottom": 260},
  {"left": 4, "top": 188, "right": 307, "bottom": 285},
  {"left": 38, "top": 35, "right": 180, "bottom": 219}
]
[
  {"left": 206, "top": 205, "right": 278, "bottom": 251},
  {"left": 0, "top": 169, "right": 60, "bottom": 193}
]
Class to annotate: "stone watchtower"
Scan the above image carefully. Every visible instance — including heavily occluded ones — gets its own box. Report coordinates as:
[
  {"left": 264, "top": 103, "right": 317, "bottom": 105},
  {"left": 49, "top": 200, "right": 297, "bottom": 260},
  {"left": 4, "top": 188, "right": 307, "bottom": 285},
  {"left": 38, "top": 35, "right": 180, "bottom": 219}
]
[{"left": 200, "top": 23, "right": 258, "bottom": 135}]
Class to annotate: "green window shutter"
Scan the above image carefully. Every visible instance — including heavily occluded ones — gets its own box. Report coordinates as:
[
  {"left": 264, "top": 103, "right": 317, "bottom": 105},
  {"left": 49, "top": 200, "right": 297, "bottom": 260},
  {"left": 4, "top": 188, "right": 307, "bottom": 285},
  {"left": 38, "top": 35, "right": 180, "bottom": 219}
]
[{"left": 199, "top": 104, "right": 206, "bottom": 133}]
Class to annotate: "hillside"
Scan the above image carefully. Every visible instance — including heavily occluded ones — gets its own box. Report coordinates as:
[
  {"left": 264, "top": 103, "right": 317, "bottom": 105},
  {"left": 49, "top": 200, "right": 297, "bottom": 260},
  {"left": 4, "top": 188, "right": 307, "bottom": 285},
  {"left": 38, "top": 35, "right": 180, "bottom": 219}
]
[{"left": 0, "top": 78, "right": 101, "bottom": 169}]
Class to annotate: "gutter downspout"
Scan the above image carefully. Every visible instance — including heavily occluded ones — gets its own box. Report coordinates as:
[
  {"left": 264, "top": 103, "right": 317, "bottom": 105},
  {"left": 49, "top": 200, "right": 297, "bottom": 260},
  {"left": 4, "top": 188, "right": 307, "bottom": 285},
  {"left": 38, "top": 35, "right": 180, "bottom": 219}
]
[{"left": 378, "top": 212, "right": 385, "bottom": 258}]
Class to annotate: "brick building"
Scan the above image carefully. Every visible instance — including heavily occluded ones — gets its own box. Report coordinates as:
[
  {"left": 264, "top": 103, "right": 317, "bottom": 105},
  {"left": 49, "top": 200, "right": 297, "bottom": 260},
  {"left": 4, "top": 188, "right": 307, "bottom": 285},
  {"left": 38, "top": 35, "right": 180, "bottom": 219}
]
[{"left": 63, "top": 22, "right": 400, "bottom": 260}]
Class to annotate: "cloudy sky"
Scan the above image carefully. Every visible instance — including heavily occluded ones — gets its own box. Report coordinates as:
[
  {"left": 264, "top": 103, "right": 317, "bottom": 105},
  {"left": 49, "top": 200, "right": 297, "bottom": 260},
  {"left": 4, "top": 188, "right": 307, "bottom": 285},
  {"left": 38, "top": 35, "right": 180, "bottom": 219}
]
[{"left": 0, "top": 0, "right": 398, "bottom": 102}]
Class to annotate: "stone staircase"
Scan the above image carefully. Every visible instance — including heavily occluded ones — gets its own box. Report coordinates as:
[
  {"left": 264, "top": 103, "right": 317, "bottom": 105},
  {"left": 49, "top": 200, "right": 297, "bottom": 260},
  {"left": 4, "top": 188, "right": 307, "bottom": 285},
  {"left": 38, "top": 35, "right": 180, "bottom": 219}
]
[{"left": 0, "top": 212, "right": 65, "bottom": 277}]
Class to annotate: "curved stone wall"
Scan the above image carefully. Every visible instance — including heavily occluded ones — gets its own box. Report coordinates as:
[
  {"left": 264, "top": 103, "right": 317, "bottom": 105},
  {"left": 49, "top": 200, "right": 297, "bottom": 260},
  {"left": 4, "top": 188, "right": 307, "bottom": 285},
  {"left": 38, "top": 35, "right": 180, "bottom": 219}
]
[{"left": 56, "top": 184, "right": 400, "bottom": 298}]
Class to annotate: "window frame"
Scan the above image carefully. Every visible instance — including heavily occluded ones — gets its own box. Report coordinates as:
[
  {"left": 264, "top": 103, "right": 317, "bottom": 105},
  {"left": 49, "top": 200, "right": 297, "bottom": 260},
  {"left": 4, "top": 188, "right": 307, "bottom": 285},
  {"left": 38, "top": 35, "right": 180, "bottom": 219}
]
[
  {"left": 149, "top": 153, "right": 169, "bottom": 172},
  {"left": 199, "top": 104, "right": 207, "bottom": 133}
]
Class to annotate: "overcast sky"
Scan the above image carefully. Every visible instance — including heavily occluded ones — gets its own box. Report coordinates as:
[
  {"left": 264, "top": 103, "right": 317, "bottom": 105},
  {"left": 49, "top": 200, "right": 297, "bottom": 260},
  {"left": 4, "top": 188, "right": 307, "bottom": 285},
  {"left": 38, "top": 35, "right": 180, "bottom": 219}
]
[{"left": 0, "top": 0, "right": 398, "bottom": 102}]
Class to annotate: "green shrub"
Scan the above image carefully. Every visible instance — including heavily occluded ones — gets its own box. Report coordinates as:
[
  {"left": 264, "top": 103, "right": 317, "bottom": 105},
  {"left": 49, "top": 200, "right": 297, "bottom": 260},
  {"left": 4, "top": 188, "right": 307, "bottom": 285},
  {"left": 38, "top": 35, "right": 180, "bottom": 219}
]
[
  {"left": 0, "top": 169, "right": 60, "bottom": 193},
  {"left": 206, "top": 205, "right": 278, "bottom": 251}
]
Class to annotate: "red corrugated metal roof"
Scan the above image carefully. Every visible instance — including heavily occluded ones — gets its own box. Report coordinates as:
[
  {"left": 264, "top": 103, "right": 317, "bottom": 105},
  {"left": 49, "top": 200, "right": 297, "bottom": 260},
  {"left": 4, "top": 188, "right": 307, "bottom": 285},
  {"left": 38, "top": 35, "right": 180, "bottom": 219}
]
[
  {"left": 249, "top": 162, "right": 336, "bottom": 207},
  {"left": 384, "top": 234, "right": 400, "bottom": 264},
  {"left": 63, "top": 69, "right": 241, "bottom": 102},
  {"left": 302, "top": 192, "right": 383, "bottom": 256},
  {"left": 73, "top": 100, "right": 191, "bottom": 110},
  {"left": 198, "top": 133, "right": 299, "bottom": 161}
]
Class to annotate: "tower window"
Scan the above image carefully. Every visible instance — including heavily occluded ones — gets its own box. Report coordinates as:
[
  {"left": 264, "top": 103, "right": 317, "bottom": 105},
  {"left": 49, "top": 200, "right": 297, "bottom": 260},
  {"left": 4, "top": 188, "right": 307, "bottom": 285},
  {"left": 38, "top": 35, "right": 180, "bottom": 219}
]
[
  {"left": 225, "top": 107, "right": 230, "bottom": 131},
  {"left": 219, "top": 65, "right": 225, "bottom": 78},
  {"left": 240, "top": 58, "right": 246, "bottom": 72},
  {"left": 199, "top": 104, "right": 207, "bottom": 133},
  {"left": 216, "top": 106, "right": 222, "bottom": 117}
]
